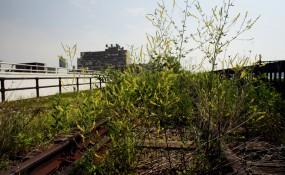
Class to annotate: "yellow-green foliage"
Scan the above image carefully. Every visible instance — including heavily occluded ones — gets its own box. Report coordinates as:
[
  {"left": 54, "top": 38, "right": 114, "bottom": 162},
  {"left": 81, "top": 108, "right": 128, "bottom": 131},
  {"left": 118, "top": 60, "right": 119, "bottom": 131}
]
[
  {"left": 0, "top": 91, "right": 99, "bottom": 169},
  {"left": 189, "top": 71, "right": 285, "bottom": 145},
  {"left": 96, "top": 68, "right": 194, "bottom": 128},
  {"left": 79, "top": 67, "right": 195, "bottom": 174},
  {"left": 73, "top": 67, "right": 285, "bottom": 174},
  {"left": 1, "top": 66, "right": 285, "bottom": 173}
]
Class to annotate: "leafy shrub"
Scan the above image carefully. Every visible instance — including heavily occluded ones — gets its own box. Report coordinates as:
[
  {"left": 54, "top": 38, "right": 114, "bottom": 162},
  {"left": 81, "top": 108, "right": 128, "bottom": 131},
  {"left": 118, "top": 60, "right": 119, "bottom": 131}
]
[
  {"left": 76, "top": 67, "right": 195, "bottom": 173},
  {"left": 247, "top": 81, "right": 285, "bottom": 142}
]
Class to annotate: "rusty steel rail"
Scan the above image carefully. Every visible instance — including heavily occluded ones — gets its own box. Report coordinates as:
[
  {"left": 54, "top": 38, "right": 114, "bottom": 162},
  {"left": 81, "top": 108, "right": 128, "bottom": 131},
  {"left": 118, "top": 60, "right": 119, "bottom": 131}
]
[{"left": 3, "top": 119, "right": 109, "bottom": 175}]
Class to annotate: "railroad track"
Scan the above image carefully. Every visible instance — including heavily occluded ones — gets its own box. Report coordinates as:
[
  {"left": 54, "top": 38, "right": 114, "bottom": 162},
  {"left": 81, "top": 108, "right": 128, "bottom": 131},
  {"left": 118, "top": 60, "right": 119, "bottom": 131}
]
[
  {"left": 222, "top": 140, "right": 285, "bottom": 175},
  {"left": 1, "top": 119, "right": 110, "bottom": 175}
]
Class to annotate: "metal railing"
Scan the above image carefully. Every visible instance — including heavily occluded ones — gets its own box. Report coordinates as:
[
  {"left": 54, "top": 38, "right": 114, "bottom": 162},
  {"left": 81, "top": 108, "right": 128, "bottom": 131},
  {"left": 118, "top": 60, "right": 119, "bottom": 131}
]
[
  {"left": 0, "top": 61, "right": 98, "bottom": 74},
  {"left": 215, "top": 60, "right": 285, "bottom": 96},
  {"left": 0, "top": 75, "right": 106, "bottom": 102}
]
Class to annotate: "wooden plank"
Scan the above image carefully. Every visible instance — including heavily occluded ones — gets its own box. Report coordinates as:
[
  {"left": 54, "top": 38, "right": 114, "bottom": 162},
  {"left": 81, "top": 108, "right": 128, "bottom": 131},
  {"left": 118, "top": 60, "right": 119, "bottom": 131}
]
[{"left": 137, "top": 140, "right": 194, "bottom": 150}]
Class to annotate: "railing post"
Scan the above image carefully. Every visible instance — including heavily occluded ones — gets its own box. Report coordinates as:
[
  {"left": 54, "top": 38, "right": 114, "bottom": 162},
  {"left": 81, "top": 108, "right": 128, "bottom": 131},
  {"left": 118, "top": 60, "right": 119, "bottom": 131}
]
[
  {"left": 90, "top": 77, "right": 92, "bottom": 90},
  {"left": 99, "top": 75, "right": 102, "bottom": 88},
  {"left": 1, "top": 78, "right": 5, "bottom": 102},
  {"left": 76, "top": 77, "right": 79, "bottom": 91},
  {"left": 35, "top": 78, "right": 39, "bottom": 98},
  {"left": 59, "top": 77, "right": 62, "bottom": 94},
  {"left": 273, "top": 72, "right": 277, "bottom": 81}
]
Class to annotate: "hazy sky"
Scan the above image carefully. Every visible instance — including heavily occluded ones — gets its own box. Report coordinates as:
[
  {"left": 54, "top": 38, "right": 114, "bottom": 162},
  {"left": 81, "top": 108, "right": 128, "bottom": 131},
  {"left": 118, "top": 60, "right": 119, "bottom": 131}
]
[{"left": 0, "top": 0, "right": 285, "bottom": 67}]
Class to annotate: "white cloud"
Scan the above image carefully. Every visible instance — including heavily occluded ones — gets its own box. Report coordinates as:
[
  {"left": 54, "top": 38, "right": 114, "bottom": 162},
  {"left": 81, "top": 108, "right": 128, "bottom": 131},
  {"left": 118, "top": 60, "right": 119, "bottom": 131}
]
[{"left": 125, "top": 7, "right": 146, "bottom": 17}]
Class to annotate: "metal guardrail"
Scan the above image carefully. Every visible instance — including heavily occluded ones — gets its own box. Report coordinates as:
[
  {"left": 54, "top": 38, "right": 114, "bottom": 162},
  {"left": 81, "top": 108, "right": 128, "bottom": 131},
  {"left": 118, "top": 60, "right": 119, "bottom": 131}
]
[
  {"left": 0, "top": 75, "right": 106, "bottom": 102},
  {"left": 0, "top": 61, "right": 98, "bottom": 74},
  {"left": 215, "top": 60, "right": 285, "bottom": 96}
]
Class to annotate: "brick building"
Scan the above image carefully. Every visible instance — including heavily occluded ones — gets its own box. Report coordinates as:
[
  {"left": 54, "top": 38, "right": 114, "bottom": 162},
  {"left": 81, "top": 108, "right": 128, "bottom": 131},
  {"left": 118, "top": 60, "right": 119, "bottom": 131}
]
[{"left": 78, "top": 44, "right": 129, "bottom": 70}]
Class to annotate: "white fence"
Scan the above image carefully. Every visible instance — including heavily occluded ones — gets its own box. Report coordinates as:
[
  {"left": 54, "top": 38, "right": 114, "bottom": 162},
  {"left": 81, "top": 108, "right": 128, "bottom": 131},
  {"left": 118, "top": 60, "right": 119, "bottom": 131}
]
[
  {"left": 0, "top": 74, "right": 105, "bottom": 102},
  {"left": 0, "top": 61, "right": 98, "bottom": 75}
]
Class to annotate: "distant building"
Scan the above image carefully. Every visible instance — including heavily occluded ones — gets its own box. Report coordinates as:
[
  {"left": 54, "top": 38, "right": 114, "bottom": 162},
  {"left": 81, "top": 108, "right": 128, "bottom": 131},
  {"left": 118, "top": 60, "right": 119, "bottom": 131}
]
[
  {"left": 78, "top": 44, "right": 129, "bottom": 70},
  {"left": 15, "top": 62, "right": 47, "bottom": 73},
  {"left": 59, "top": 57, "right": 67, "bottom": 68},
  {"left": 16, "top": 62, "right": 45, "bottom": 70}
]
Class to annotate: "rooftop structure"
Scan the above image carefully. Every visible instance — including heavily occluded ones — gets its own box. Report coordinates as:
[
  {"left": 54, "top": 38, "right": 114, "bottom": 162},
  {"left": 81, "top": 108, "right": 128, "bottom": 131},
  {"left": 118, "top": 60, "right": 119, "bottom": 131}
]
[
  {"left": 78, "top": 44, "right": 129, "bottom": 70},
  {"left": 15, "top": 62, "right": 46, "bottom": 72}
]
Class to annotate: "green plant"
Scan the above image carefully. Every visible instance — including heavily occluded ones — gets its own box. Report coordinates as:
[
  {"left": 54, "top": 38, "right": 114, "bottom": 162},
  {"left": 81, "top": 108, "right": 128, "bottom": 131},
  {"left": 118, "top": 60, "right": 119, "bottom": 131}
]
[
  {"left": 146, "top": 0, "right": 193, "bottom": 72},
  {"left": 246, "top": 80, "right": 285, "bottom": 142},
  {"left": 0, "top": 112, "right": 27, "bottom": 157},
  {"left": 0, "top": 91, "right": 103, "bottom": 170},
  {"left": 74, "top": 91, "right": 98, "bottom": 134},
  {"left": 193, "top": 0, "right": 259, "bottom": 71},
  {"left": 2, "top": 1, "right": 285, "bottom": 174},
  {"left": 50, "top": 95, "right": 72, "bottom": 132},
  {"left": 71, "top": 149, "right": 99, "bottom": 175},
  {"left": 60, "top": 43, "right": 77, "bottom": 70}
]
